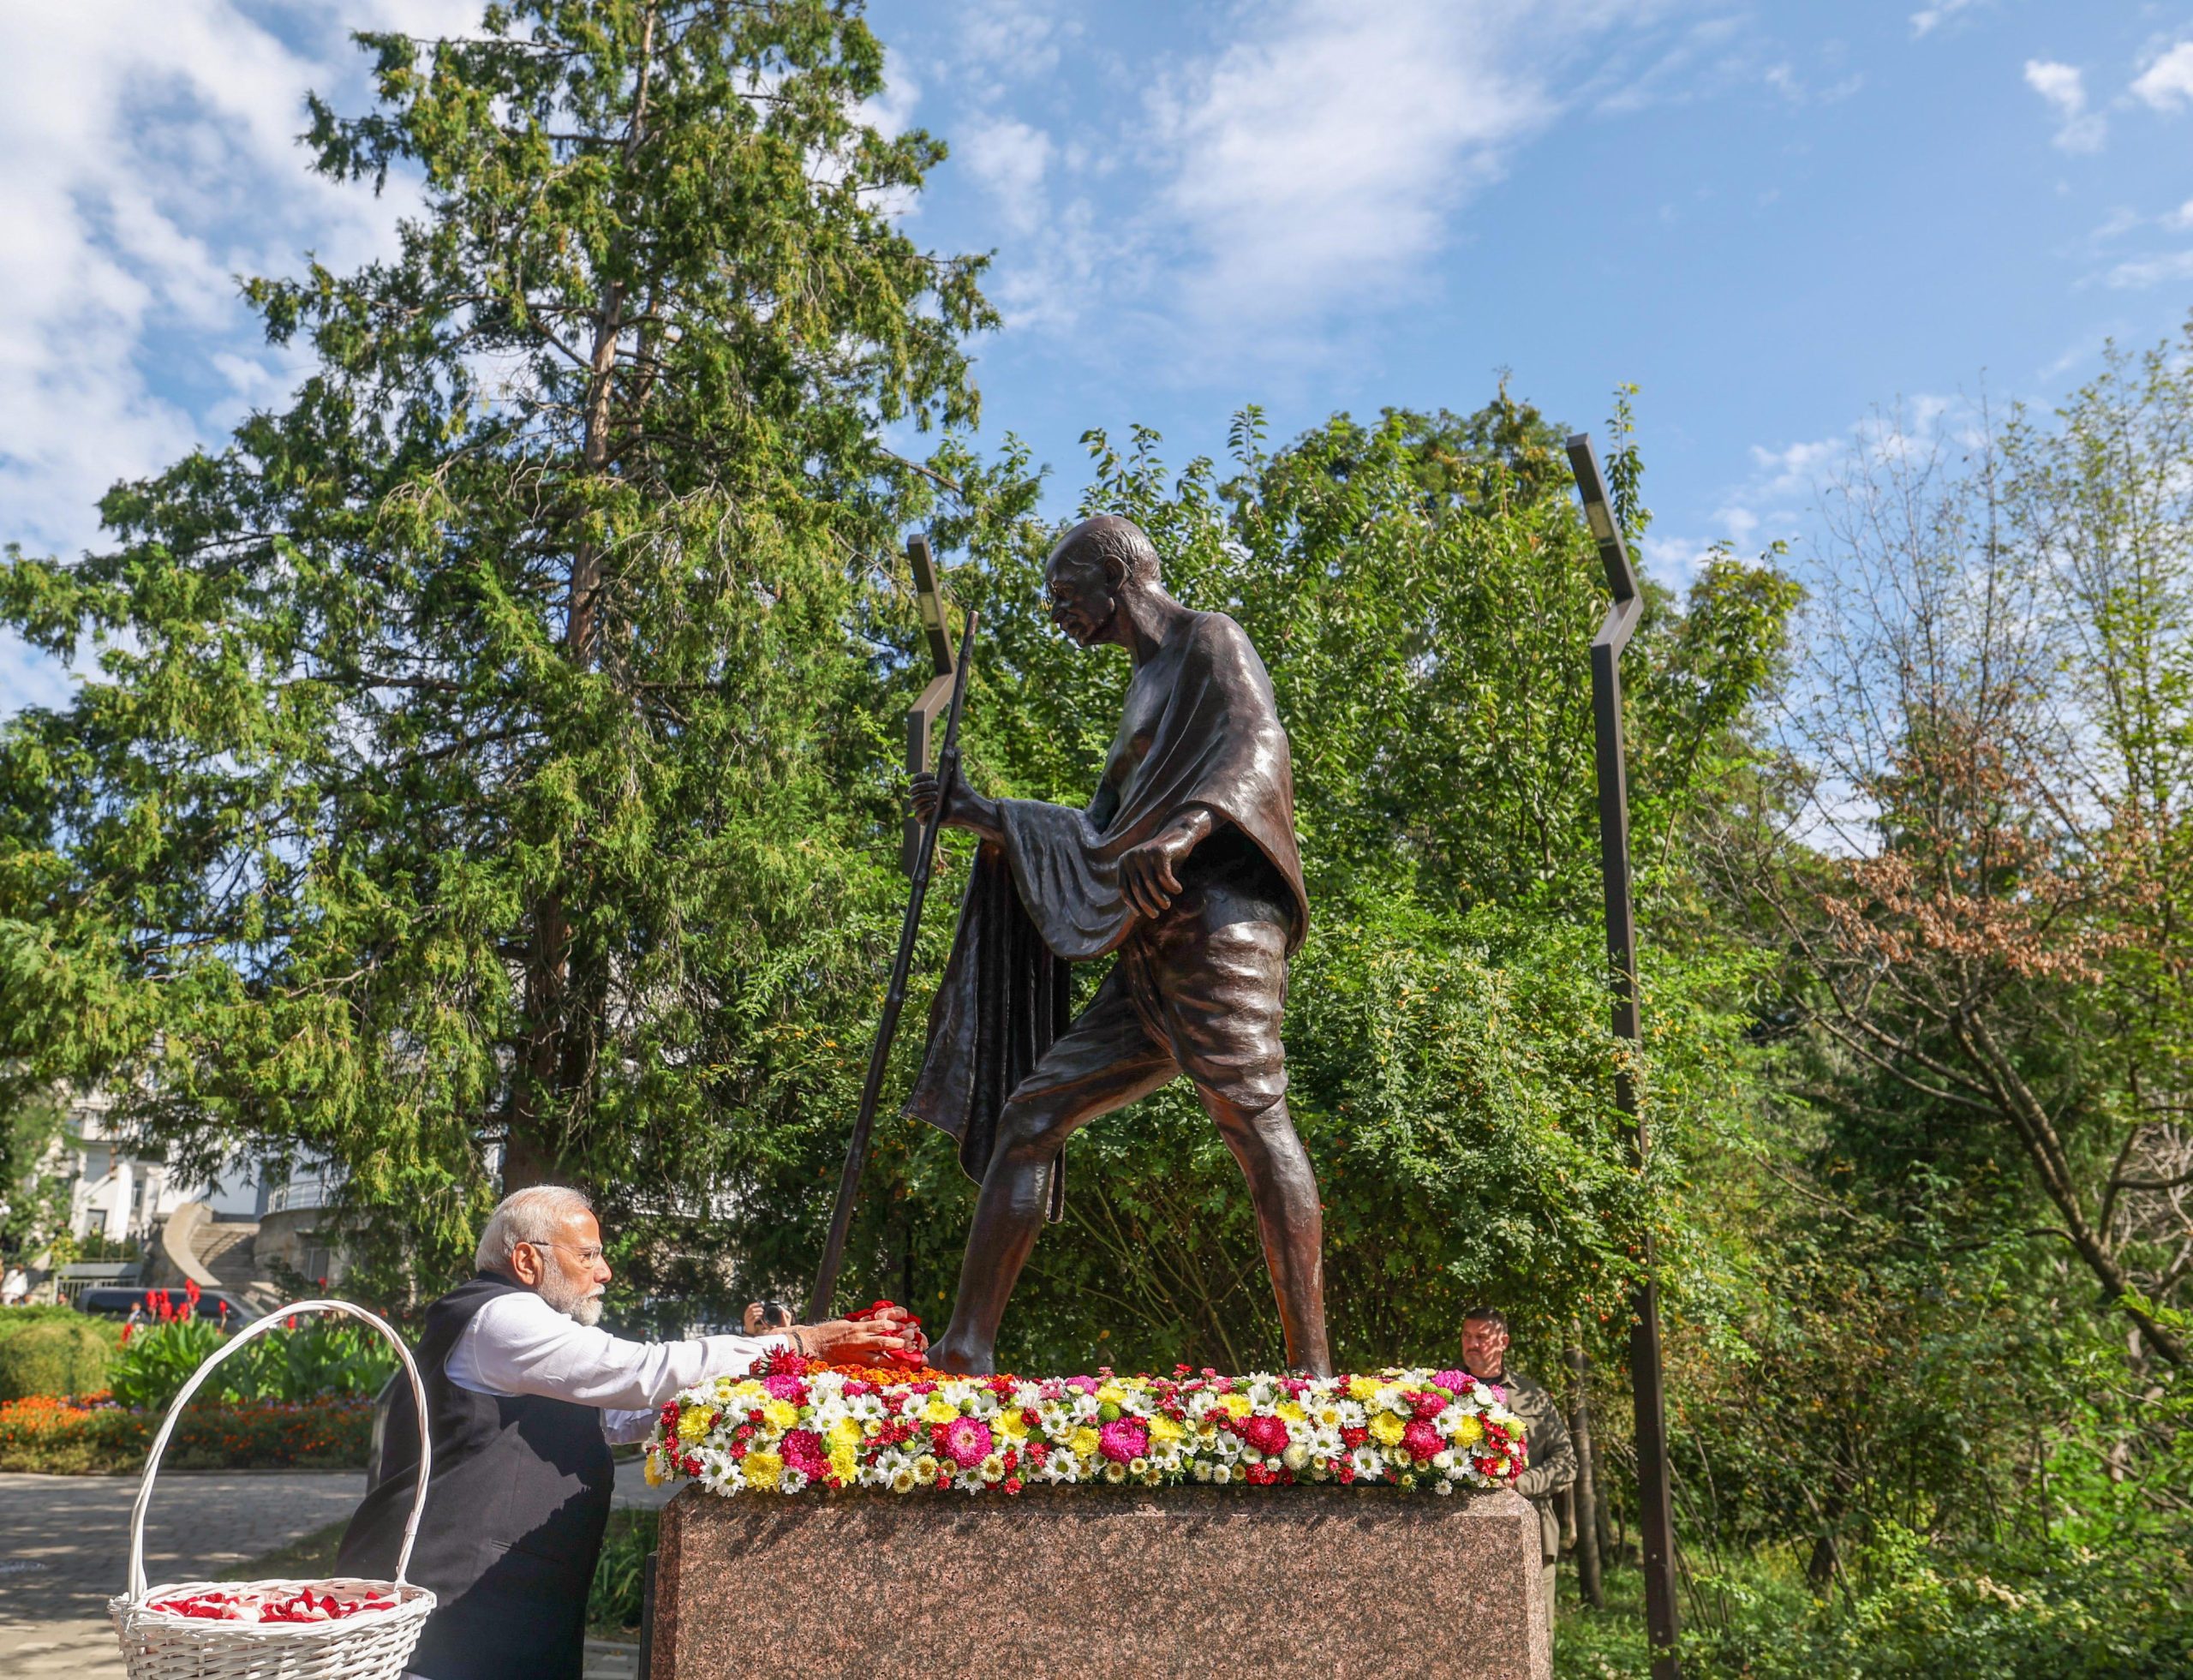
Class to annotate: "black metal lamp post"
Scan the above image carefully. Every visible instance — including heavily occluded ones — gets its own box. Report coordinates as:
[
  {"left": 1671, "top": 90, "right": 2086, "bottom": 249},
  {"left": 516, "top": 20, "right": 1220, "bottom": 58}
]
[{"left": 1566, "top": 433, "right": 1682, "bottom": 1679}]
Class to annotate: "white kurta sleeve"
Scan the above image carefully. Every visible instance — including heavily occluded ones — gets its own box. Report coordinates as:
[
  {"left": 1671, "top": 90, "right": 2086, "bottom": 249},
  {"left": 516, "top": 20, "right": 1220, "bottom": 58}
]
[{"left": 447, "top": 1290, "right": 787, "bottom": 1411}]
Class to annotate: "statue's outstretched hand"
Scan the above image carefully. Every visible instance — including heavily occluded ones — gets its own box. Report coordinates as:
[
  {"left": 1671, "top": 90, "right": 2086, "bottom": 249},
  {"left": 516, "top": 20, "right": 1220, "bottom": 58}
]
[{"left": 910, "top": 771, "right": 1001, "bottom": 840}]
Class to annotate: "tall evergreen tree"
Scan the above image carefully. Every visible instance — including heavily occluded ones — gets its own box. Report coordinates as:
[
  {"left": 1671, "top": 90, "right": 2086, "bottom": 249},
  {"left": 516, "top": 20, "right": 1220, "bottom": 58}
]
[{"left": 0, "top": 1, "right": 992, "bottom": 1288}]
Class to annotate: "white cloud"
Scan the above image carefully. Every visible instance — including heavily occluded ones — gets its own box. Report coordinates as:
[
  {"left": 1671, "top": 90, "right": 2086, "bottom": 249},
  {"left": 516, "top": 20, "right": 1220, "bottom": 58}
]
[
  {"left": 1909, "top": 0, "right": 1989, "bottom": 38},
  {"left": 2167, "top": 198, "right": 2193, "bottom": 231},
  {"left": 959, "top": 115, "right": 1055, "bottom": 236},
  {"left": 2103, "top": 249, "right": 2193, "bottom": 290},
  {"left": 2131, "top": 42, "right": 2193, "bottom": 110},
  {"left": 1146, "top": 0, "right": 1575, "bottom": 329},
  {"left": 959, "top": 0, "right": 1064, "bottom": 84},
  {"left": 2023, "top": 59, "right": 2106, "bottom": 152},
  {"left": 0, "top": 2, "right": 475, "bottom": 717}
]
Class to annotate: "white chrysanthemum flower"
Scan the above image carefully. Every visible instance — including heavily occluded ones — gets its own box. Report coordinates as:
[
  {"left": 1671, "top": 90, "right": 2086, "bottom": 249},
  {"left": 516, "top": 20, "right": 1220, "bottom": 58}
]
[
  {"left": 1210, "top": 1463, "right": 1233, "bottom": 1486},
  {"left": 939, "top": 1379, "right": 978, "bottom": 1408},
  {"left": 1282, "top": 1443, "right": 1309, "bottom": 1472},
  {"left": 847, "top": 1394, "right": 886, "bottom": 1423},
  {"left": 1432, "top": 1449, "right": 1455, "bottom": 1470},
  {"left": 1192, "top": 1460, "right": 1213, "bottom": 1482},
  {"left": 889, "top": 1466, "right": 917, "bottom": 1494},
  {"left": 965, "top": 1389, "right": 1001, "bottom": 1419},
  {"left": 780, "top": 1468, "right": 810, "bottom": 1494},
  {"left": 1336, "top": 1401, "right": 1368, "bottom": 1428},
  {"left": 1246, "top": 1378, "right": 1279, "bottom": 1408},
  {"left": 1349, "top": 1446, "right": 1384, "bottom": 1480},
  {"left": 1447, "top": 1462, "right": 1472, "bottom": 1482},
  {"left": 1434, "top": 1478, "right": 1454, "bottom": 1496},
  {"left": 1069, "top": 1393, "right": 1102, "bottom": 1423}
]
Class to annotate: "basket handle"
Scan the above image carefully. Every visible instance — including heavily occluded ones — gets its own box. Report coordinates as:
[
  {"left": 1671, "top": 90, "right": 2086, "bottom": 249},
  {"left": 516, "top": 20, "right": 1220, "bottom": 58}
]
[{"left": 125, "top": 1297, "right": 433, "bottom": 1604}]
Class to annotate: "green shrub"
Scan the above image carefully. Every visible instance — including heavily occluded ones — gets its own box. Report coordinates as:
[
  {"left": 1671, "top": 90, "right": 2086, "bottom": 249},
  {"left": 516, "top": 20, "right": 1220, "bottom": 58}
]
[
  {"left": 589, "top": 1507, "right": 660, "bottom": 1634},
  {"left": 0, "top": 1392, "right": 372, "bottom": 1473},
  {"left": 0, "top": 1310, "right": 117, "bottom": 1399},
  {"left": 110, "top": 1317, "right": 225, "bottom": 1408},
  {"left": 110, "top": 1315, "right": 400, "bottom": 1410}
]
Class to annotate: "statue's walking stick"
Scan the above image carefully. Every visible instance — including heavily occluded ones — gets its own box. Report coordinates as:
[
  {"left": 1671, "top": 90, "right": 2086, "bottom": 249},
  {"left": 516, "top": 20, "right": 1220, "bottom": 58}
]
[{"left": 807, "top": 607, "right": 979, "bottom": 1324}]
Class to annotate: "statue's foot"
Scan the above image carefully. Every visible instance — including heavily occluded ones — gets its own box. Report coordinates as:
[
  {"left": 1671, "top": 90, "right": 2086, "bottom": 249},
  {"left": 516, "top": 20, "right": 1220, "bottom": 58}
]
[{"left": 927, "top": 1330, "right": 994, "bottom": 1376}]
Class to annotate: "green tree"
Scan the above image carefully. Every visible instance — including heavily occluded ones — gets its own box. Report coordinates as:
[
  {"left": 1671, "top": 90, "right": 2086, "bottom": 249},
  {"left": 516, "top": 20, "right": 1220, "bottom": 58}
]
[{"left": 0, "top": 1, "right": 992, "bottom": 1293}]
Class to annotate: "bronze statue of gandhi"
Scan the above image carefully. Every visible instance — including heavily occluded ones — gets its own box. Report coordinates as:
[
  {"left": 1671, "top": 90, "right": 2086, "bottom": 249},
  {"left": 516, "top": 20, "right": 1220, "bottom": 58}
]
[{"left": 907, "top": 514, "right": 1330, "bottom": 1377}]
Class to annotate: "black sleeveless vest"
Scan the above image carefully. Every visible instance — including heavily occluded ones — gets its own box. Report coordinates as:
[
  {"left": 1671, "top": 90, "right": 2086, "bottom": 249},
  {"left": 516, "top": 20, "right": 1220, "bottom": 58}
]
[{"left": 337, "top": 1273, "right": 616, "bottom": 1680}]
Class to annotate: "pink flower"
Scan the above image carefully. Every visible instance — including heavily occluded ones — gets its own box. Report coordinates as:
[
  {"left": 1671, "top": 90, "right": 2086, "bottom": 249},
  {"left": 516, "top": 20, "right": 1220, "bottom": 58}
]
[
  {"left": 1401, "top": 1420, "right": 1443, "bottom": 1462},
  {"left": 780, "top": 1429, "right": 829, "bottom": 1475},
  {"left": 1097, "top": 1417, "right": 1149, "bottom": 1463},
  {"left": 940, "top": 1415, "right": 994, "bottom": 1469},
  {"left": 1240, "top": 1414, "right": 1289, "bottom": 1457},
  {"left": 1431, "top": 1369, "right": 1471, "bottom": 1395},
  {"left": 762, "top": 1373, "right": 809, "bottom": 1405},
  {"left": 1412, "top": 1391, "right": 1445, "bottom": 1420}
]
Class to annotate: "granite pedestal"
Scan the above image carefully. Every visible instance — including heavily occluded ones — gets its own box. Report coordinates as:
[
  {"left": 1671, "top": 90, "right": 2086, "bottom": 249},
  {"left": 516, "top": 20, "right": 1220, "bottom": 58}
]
[{"left": 650, "top": 1482, "right": 1551, "bottom": 1679}]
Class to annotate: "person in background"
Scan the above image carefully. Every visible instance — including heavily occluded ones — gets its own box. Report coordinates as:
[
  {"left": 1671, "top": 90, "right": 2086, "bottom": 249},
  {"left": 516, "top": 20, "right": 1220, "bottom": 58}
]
[
  {"left": 338, "top": 1185, "right": 916, "bottom": 1680},
  {"left": 1461, "top": 1306, "right": 1577, "bottom": 1629}
]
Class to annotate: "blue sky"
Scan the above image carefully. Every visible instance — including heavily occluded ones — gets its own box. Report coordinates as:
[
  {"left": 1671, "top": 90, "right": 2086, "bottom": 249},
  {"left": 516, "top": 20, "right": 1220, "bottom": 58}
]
[{"left": 3, "top": 1, "right": 2191, "bottom": 716}]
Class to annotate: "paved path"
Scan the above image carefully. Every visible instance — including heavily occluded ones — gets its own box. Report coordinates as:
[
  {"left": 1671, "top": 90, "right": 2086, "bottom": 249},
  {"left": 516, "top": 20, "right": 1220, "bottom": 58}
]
[{"left": 0, "top": 1462, "right": 666, "bottom": 1677}]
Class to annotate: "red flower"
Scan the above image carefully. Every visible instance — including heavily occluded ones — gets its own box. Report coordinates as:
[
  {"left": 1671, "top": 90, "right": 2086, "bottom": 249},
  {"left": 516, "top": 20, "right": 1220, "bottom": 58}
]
[
  {"left": 1341, "top": 1426, "right": 1369, "bottom": 1450},
  {"left": 1240, "top": 1414, "right": 1288, "bottom": 1457},
  {"left": 1401, "top": 1420, "right": 1443, "bottom": 1462},
  {"left": 1003, "top": 1476, "right": 1024, "bottom": 1495}
]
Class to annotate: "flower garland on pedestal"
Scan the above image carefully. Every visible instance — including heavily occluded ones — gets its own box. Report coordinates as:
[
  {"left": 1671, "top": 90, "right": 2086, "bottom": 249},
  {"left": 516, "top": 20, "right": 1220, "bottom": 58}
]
[{"left": 644, "top": 1346, "right": 1529, "bottom": 1498}]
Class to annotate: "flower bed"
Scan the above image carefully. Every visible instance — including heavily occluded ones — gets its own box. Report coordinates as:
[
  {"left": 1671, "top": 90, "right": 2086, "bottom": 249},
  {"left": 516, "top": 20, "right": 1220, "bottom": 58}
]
[
  {"left": 645, "top": 1349, "right": 1528, "bottom": 1498},
  {"left": 0, "top": 1390, "right": 372, "bottom": 1474}
]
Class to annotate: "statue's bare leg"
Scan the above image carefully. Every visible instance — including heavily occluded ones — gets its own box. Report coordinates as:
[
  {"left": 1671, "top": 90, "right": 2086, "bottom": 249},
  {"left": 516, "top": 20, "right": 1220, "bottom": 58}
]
[
  {"left": 929, "top": 982, "right": 1174, "bottom": 1376},
  {"left": 1196, "top": 1085, "right": 1330, "bottom": 1377}
]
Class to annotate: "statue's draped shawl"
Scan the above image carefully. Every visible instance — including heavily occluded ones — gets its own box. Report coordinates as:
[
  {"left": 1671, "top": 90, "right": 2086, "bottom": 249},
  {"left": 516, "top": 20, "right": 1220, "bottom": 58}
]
[{"left": 905, "top": 611, "right": 1309, "bottom": 1198}]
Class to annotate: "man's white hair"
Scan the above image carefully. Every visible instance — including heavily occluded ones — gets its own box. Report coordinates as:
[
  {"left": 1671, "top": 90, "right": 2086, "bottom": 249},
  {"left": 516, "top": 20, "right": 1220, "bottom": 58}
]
[{"left": 475, "top": 1184, "right": 594, "bottom": 1274}]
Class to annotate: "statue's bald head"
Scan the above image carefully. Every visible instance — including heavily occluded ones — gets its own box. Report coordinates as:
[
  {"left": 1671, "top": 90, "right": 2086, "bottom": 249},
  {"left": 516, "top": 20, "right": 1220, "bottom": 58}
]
[{"left": 1048, "top": 514, "right": 1161, "bottom": 589}]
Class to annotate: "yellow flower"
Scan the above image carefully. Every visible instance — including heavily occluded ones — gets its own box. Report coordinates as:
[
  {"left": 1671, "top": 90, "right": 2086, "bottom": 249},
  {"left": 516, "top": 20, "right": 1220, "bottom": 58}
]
[
  {"left": 1452, "top": 1415, "right": 1484, "bottom": 1447},
  {"left": 1219, "top": 1394, "right": 1252, "bottom": 1419},
  {"left": 1095, "top": 1384, "right": 1128, "bottom": 1408},
  {"left": 922, "top": 1395, "right": 961, "bottom": 1426},
  {"left": 1370, "top": 1412, "right": 1407, "bottom": 1446},
  {"left": 997, "top": 1410, "right": 1029, "bottom": 1438},
  {"left": 761, "top": 1398, "right": 799, "bottom": 1431},
  {"left": 1276, "top": 1401, "right": 1306, "bottom": 1424},
  {"left": 913, "top": 1455, "right": 940, "bottom": 1481},
  {"left": 1347, "top": 1376, "right": 1378, "bottom": 1402},
  {"left": 1069, "top": 1426, "right": 1102, "bottom": 1458},
  {"left": 726, "top": 1380, "right": 766, "bottom": 1404},
  {"left": 642, "top": 1453, "right": 666, "bottom": 1487},
  {"left": 827, "top": 1418, "right": 863, "bottom": 1455},
  {"left": 1149, "top": 1415, "right": 1186, "bottom": 1445},
  {"left": 744, "top": 1452, "right": 785, "bottom": 1492},
  {"left": 828, "top": 1446, "right": 858, "bottom": 1485},
  {"left": 676, "top": 1408, "right": 713, "bottom": 1445}
]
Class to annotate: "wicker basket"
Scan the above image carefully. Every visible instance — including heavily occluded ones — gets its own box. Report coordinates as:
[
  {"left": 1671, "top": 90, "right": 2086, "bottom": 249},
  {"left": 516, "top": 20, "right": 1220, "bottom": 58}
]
[{"left": 107, "top": 1298, "right": 437, "bottom": 1680}]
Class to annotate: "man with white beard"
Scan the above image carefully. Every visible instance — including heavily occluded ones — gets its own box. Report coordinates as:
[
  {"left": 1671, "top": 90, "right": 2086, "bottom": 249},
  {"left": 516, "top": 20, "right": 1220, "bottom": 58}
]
[{"left": 338, "top": 1184, "right": 914, "bottom": 1680}]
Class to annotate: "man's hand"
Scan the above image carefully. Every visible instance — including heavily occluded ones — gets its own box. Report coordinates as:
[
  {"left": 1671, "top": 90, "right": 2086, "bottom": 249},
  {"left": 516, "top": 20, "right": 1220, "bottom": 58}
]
[
  {"left": 910, "top": 771, "right": 1003, "bottom": 841},
  {"left": 802, "top": 1306, "right": 917, "bottom": 1366},
  {"left": 1118, "top": 810, "right": 1214, "bottom": 919}
]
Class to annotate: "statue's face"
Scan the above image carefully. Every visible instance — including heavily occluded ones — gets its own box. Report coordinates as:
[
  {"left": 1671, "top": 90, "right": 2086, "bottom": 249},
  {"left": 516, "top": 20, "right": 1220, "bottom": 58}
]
[{"left": 1043, "top": 547, "right": 1115, "bottom": 648}]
